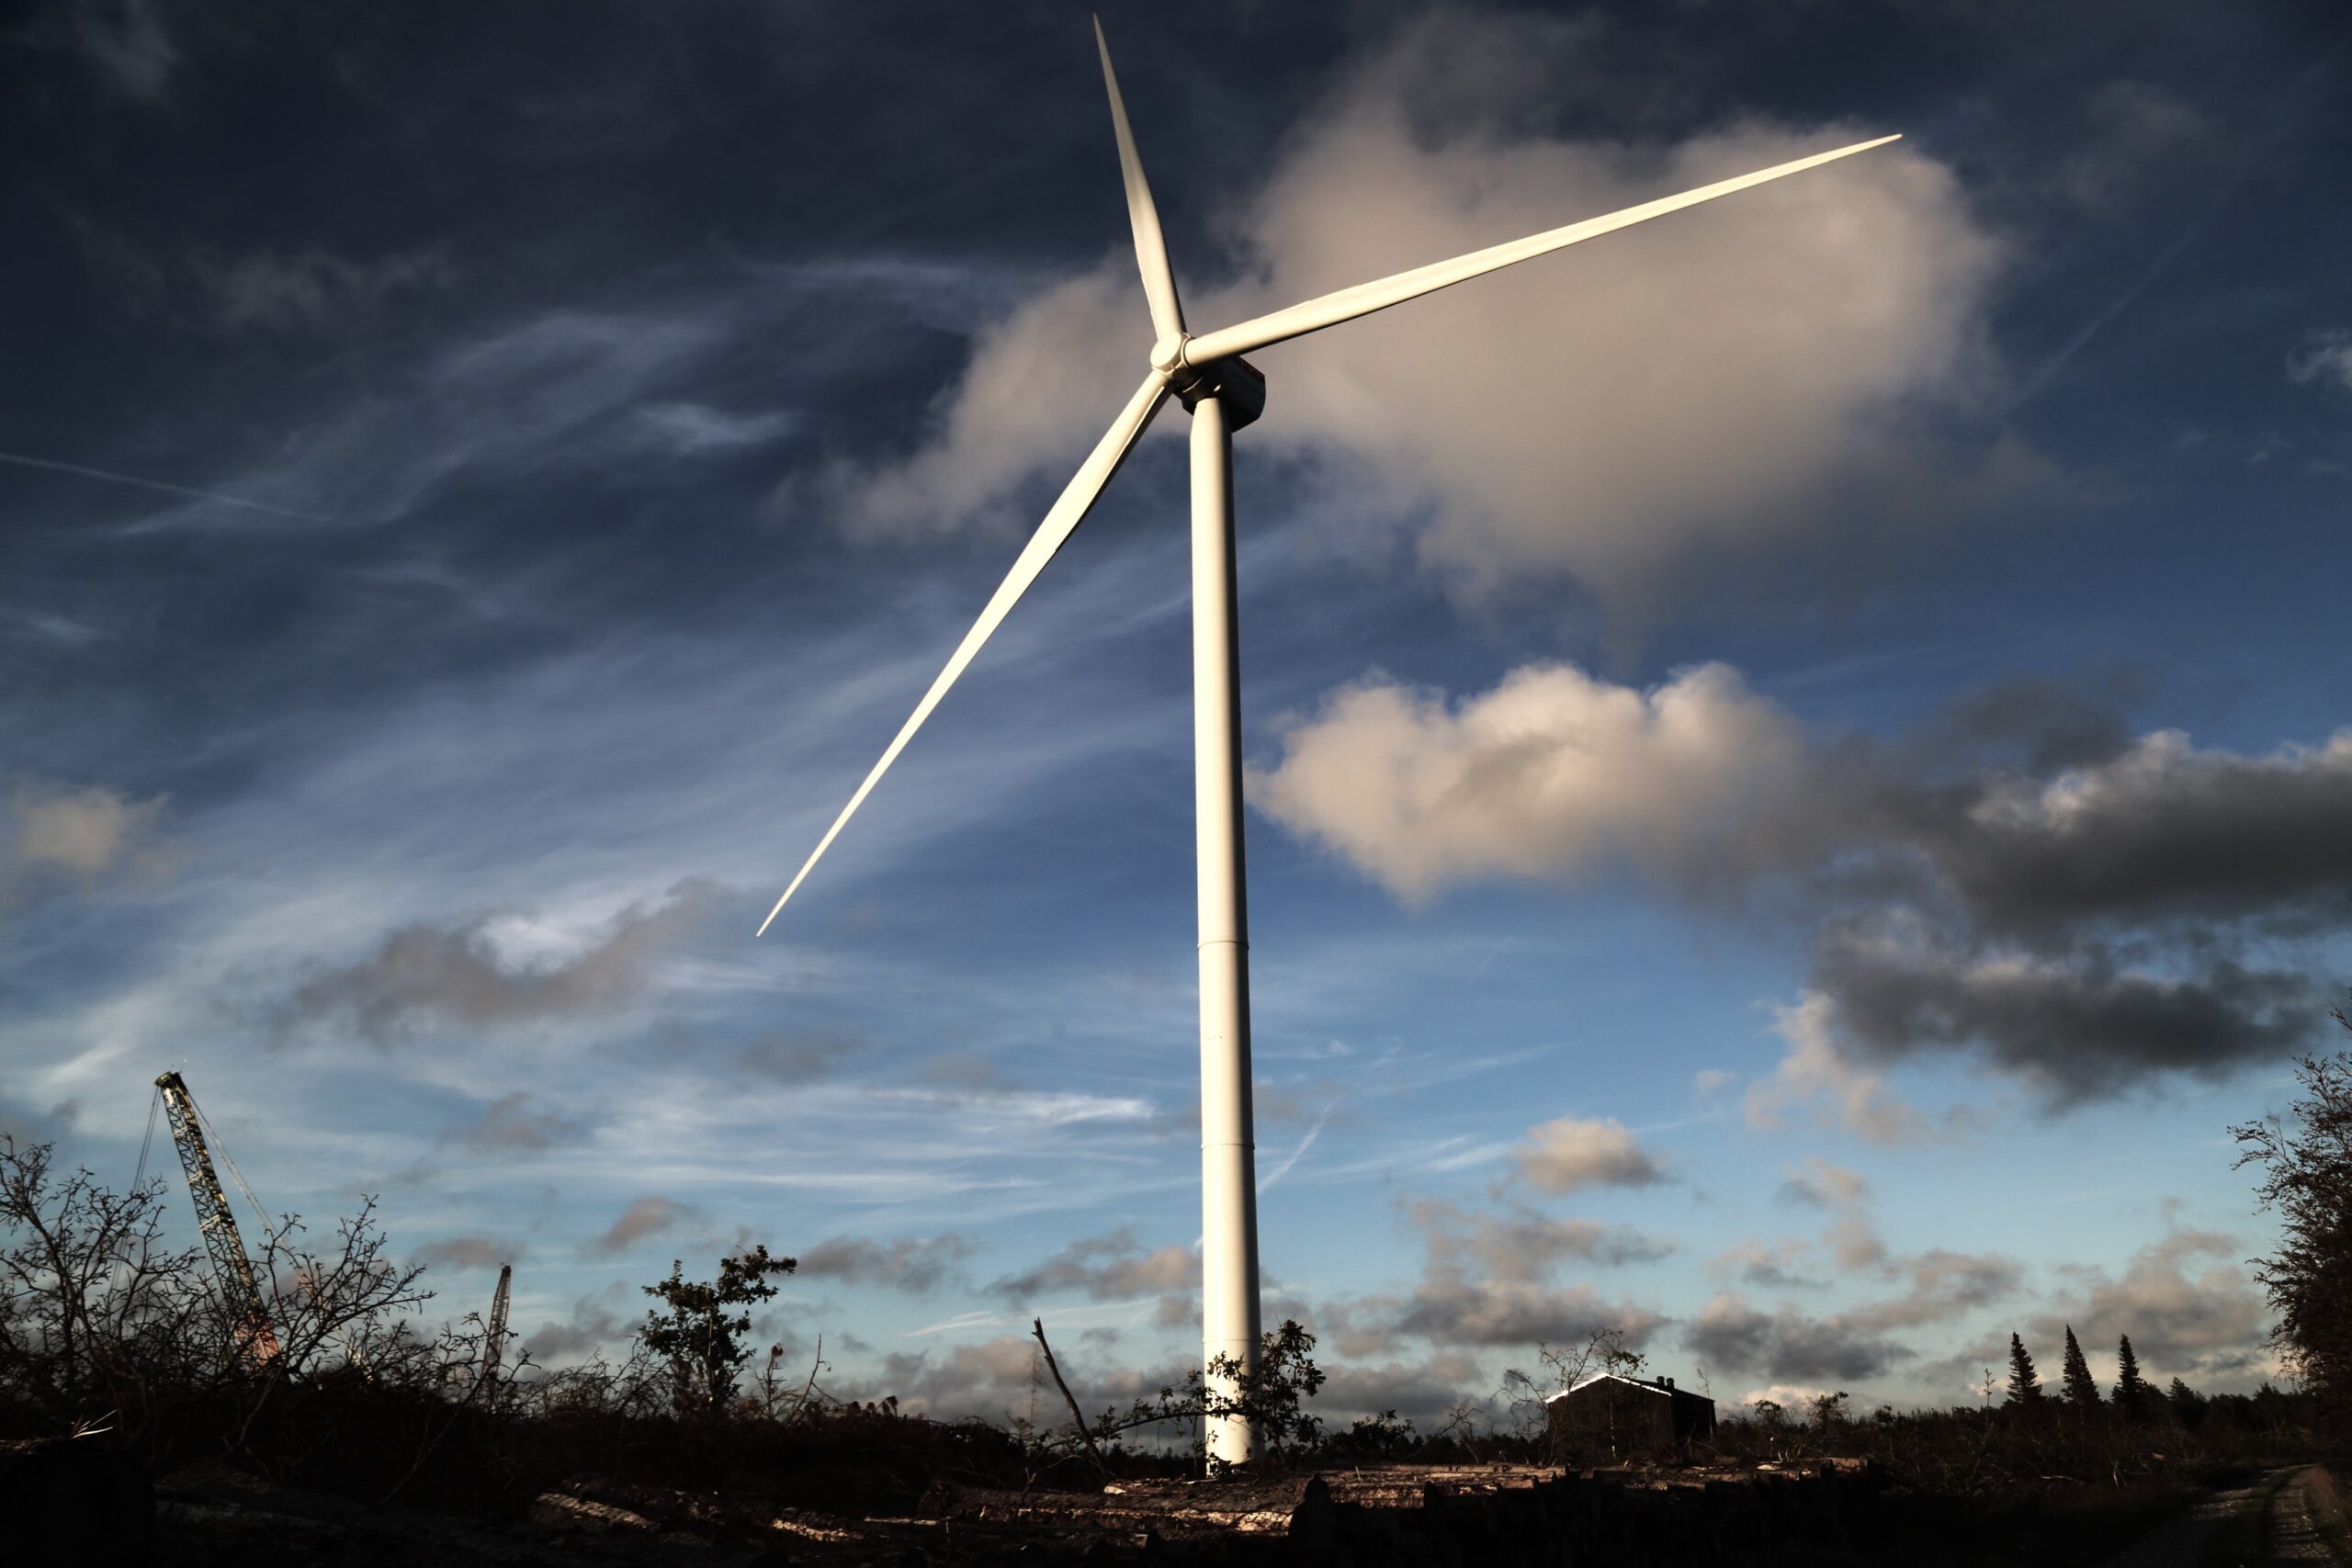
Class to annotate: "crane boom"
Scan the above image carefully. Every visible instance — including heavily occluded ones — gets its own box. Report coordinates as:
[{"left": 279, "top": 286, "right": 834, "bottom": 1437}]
[
  {"left": 480, "top": 1263, "right": 512, "bottom": 1393},
  {"left": 154, "top": 1071, "right": 281, "bottom": 1369}
]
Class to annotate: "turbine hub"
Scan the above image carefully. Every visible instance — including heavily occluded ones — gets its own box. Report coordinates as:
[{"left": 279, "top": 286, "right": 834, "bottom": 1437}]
[
  {"left": 1150, "top": 332, "right": 1190, "bottom": 378},
  {"left": 1153, "top": 333, "right": 1266, "bottom": 431}
]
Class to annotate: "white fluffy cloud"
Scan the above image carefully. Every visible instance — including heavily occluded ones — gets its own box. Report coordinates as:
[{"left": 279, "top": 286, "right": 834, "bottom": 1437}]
[
  {"left": 1511, "top": 1114, "right": 1669, "bottom": 1195},
  {"left": 1248, "top": 661, "right": 1810, "bottom": 903},
  {"left": 819, "top": 11, "right": 2013, "bottom": 606}
]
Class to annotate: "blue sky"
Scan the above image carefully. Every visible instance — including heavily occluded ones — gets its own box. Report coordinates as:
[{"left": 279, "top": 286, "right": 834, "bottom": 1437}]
[{"left": 4, "top": 0, "right": 2349, "bottom": 1423}]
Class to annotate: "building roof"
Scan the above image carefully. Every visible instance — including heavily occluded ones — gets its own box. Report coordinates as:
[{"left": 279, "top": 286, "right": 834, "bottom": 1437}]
[{"left": 1545, "top": 1372, "right": 1714, "bottom": 1405}]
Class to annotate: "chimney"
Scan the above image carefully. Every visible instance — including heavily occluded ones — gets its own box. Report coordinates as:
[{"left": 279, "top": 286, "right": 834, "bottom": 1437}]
[{"left": 1664, "top": 1377, "right": 1675, "bottom": 1391}]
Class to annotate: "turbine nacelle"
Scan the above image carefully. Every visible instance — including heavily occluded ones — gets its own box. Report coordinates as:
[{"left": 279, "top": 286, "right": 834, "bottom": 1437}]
[{"left": 1160, "top": 344, "right": 1267, "bottom": 430}]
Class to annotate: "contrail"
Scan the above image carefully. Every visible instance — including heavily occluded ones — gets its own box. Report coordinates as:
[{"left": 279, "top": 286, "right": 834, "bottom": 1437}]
[
  {"left": 1258, "top": 1099, "right": 1340, "bottom": 1194},
  {"left": 2015, "top": 25, "right": 2349, "bottom": 409},
  {"left": 0, "top": 449, "right": 334, "bottom": 524}
]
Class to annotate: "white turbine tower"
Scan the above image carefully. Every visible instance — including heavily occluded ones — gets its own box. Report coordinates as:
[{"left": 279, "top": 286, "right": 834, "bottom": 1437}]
[{"left": 759, "top": 19, "right": 1898, "bottom": 1464}]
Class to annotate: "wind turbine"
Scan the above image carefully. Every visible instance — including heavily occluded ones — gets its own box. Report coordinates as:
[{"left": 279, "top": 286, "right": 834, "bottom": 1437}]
[{"left": 758, "top": 18, "right": 1898, "bottom": 1463}]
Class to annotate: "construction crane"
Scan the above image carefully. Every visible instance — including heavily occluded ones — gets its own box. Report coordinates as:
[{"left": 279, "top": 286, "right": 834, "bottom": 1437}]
[
  {"left": 153, "top": 1071, "right": 282, "bottom": 1370},
  {"left": 477, "top": 1263, "right": 512, "bottom": 1397}
]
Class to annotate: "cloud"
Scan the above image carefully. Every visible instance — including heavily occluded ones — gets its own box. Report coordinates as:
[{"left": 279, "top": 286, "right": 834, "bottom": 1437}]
[
  {"left": 1395, "top": 1278, "right": 1667, "bottom": 1350},
  {"left": 193, "top": 244, "right": 458, "bottom": 334},
  {"left": 1811, "top": 934, "right": 2320, "bottom": 1107},
  {"left": 1250, "top": 662, "right": 1813, "bottom": 904},
  {"left": 2057, "top": 82, "right": 2231, "bottom": 211},
  {"left": 1258, "top": 658, "right": 2346, "bottom": 1109},
  {"left": 1408, "top": 1199, "right": 1674, "bottom": 1283},
  {"left": 2033, "top": 1230, "right": 2270, "bottom": 1380},
  {"left": 1846, "top": 1250, "right": 2023, "bottom": 1333},
  {"left": 436, "top": 1092, "right": 587, "bottom": 1156},
  {"left": 59, "top": 0, "right": 176, "bottom": 100},
  {"left": 2289, "top": 329, "right": 2352, "bottom": 395},
  {"left": 738, "top": 1027, "right": 858, "bottom": 1085},
  {"left": 525, "top": 1297, "right": 629, "bottom": 1362},
  {"left": 2, "top": 780, "right": 166, "bottom": 908},
  {"left": 626, "top": 401, "right": 795, "bottom": 456},
  {"left": 588, "top": 1195, "right": 697, "bottom": 1256},
  {"left": 1710, "top": 1240, "right": 1827, "bottom": 1292},
  {"left": 1902, "top": 729, "right": 2352, "bottom": 938},
  {"left": 796, "top": 1234, "right": 977, "bottom": 1295},
  {"left": 820, "top": 10, "right": 2015, "bottom": 611},
  {"left": 413, "top": 1235, "right": 522, "bottom": 1271},
  {"left": 919, "top": 1050, "right": 1017, "bottom": 1096},
  {"left": 0, "top": 1097, "right": 83, "bottom": 1150},
  {"left": 1746, "top": 992, "right": 1938, "bottom": 1145},
  {"left": 275, "top": 879, "right": 718, "bottom": 1044},
  {"left": 1315, "top": 1351, "right": 1488, "bottom": 1427},
  {"left": 1511, "top": 1115, "right": 1670, "bottom": 1195},
  {"left": 989, "top": 1227, "right": 1196, "bottom": 1303},
  {"left": 1775, "top": 1156, "right": 1870, "bottom": 1211},
  {"left": 1685, "top": 1292, "right": 1907, "bottom": 1383},
  {"left": 871, "top": 1334, "right": 1042, "bottom": 1420}
]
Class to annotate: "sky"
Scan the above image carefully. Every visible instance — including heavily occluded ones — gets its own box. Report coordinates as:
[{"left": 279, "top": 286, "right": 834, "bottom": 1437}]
[{"left": 4, "top": 0, "right": 2350, "bottom": 1427}]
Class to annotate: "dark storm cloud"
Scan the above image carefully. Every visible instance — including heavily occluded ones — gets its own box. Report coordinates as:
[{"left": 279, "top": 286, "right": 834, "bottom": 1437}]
[
  {"left": 274, "top": 880, "right": 718, "bottom": 1045},
  {"left": 1882, "top": 729, "right": 2352, "bottom": 940},
  {"left": 796, "top": 1234, "right": 977, "bottom": 1296},
  {"left": 1816, "top": 932, "right": 2322, "bottom": 1103}
]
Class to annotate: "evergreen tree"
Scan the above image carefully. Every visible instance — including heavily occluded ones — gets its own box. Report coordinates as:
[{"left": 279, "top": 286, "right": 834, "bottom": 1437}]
[
  {"left": 2006, "top": 1333, "right": 2044, "bottom": 1405},
  {"left": 2167, "top": 1376, "right": 2209, "bottom": 1430},
  {"left": 2114, "top": 1334, "right": 2151, "bottom": 1419},
  {"left": 2060, "top": 1325, "right": 2101, "bottom": 1409}
]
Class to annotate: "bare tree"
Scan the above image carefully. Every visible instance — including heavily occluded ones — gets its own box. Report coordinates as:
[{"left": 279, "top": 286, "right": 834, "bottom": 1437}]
[{"left": 2233, "top": 1008, "right": 2352, "bottom": 1426}]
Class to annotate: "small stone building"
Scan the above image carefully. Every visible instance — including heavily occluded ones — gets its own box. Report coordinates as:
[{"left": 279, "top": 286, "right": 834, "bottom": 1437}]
[{"left": 1545, "top": 1373, "right": 1716, "bottom": 1458}]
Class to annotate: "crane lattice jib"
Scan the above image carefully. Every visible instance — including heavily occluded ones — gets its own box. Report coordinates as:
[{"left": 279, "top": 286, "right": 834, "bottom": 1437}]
[
  {"left": 481, "top": 1263, "right": 512, "bottom": 1390},
  {"left": 154, "top": 1071, "right": 282, "bottom": 1368}
]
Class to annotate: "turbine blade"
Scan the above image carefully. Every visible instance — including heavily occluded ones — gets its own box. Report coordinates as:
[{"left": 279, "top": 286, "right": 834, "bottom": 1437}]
[
  {"left": 1184, "top": 134, "right": 1902, "bottom": 366},
  {"left": 757, "top": 371, "right": 1171, "bottom": 936},
  {"left": 1095, "top": 16, "right": 1185, "bottom": 342}
]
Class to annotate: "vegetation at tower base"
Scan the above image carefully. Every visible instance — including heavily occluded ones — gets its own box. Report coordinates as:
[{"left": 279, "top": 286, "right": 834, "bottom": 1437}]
[
  {"left": 3, "top": 1133, "right": 2346, "bottom": 1562},
  {"left": 2233, "top": 1001, "right": 2352, "bottom": 1432}
]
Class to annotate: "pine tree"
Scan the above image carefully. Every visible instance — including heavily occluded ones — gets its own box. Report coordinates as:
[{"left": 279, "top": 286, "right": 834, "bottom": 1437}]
[
  {"left": 2060, "top": 1325, "right": 2101, "bottom": 1409},
  {"left": 2007, "top": 1333, "right": 2044, "bottom": 1405},
  {"left": 2167, "top": 1376, "right": 2209, "bottom": 1430},
  {"left": 2114, "top": 1334, "right": 2151, "bottom": 1420}
]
